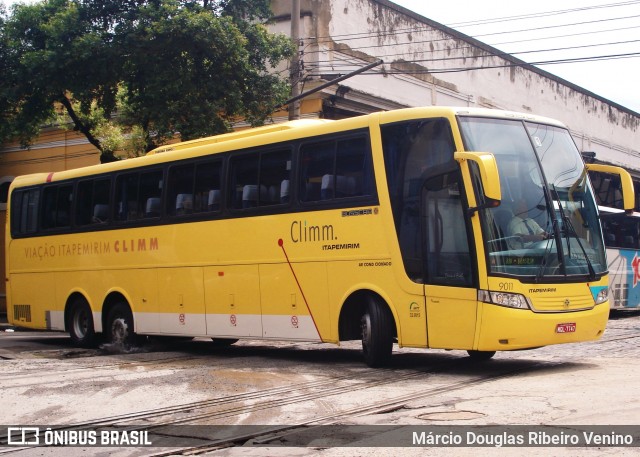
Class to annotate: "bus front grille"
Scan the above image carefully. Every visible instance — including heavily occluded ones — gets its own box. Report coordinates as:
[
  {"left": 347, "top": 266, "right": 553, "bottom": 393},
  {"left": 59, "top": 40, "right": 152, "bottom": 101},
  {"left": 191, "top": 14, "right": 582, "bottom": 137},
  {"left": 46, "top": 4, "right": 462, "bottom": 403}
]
[{"left": 530, "top": 294, "right": 594, "bottom": 312}]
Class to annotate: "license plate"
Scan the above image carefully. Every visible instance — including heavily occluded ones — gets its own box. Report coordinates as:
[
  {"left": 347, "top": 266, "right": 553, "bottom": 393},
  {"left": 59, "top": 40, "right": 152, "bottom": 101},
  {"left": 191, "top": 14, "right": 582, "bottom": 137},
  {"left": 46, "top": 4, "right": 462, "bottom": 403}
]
[{"left": 556, "top": 323, "right": 576, "bottom": 333}]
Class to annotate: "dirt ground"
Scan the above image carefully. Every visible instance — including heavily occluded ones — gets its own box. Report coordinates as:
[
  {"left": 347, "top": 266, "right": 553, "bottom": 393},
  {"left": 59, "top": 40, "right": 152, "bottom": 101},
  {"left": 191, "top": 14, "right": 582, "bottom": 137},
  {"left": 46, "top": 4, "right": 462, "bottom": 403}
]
[{"left": 1, "top": 311, "right": 639, "bottom": 456}]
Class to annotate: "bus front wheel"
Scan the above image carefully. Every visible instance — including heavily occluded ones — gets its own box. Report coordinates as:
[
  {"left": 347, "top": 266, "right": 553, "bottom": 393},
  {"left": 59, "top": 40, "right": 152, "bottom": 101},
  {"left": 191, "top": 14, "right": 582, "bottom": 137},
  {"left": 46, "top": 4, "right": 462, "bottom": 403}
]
[
  {"left": 67, "top": 297, "right": 97, "bottom": 348},
  {"left": 106, "top": 303, "right": 137, "bottom": 347},
  {"left": 361, "top": 296, "right": 393, "bottom": 367}
]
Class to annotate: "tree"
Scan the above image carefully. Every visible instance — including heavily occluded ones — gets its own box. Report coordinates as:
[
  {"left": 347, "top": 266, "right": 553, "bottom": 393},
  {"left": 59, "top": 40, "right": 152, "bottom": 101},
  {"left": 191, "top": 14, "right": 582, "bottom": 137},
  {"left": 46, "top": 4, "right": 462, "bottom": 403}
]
[{"left": 0, "top": 0, "right": 294, "bottom": 162}]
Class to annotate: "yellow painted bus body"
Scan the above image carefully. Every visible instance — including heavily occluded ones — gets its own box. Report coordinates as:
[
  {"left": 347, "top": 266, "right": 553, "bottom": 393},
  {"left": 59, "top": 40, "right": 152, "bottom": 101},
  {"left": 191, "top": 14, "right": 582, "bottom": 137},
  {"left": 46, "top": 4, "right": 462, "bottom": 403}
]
[{"left": 5, "top": 107, "right": 616, "bottom": 360}]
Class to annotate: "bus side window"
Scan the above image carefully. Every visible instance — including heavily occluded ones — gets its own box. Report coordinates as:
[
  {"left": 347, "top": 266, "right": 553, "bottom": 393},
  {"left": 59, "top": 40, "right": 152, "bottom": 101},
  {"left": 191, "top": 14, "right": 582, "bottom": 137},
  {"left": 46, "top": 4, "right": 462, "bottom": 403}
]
[
  {"left": 259, "top": 150, "right": 291, "bottom": 207},
  {"left": 280, "top": 180, "right": 290, "bottom": 203},
  {"left": 300, "top": 136, "right": 372, "bottom": 203},
  {"left": 167, "top": 164, "right": 194, "bottom": 217},
  {"left": 115, "top": 173, "right": 139, "bottom": 222},
  {"left": 42, "top": 185, "right": 72, "bottom": 230},
  {"left": 229, "top": 155, "right": 258, "bottom": 210},
  {"left": 76, "top": 178, "right": 111, "bottom": 225},
  {"left": 194, "top": 160, "right": 222, "bottom": 213},
  {"left": 208, "top": 190, "right": 221, "bottom": 211},
  {"left": 75, "top": 181, "right": 94, "bottom": 226},
  {"left": 11, "top": 188, "right": 40, "bottom": 235},
  {"left": 139, "top": 170, "right": 163, "bottom": 219},
  {"left": 300, "top": 141, "right": 333, "bottom": 202},
  {"left": 335, "top": 137, "right": 371, "bottom": 198}
]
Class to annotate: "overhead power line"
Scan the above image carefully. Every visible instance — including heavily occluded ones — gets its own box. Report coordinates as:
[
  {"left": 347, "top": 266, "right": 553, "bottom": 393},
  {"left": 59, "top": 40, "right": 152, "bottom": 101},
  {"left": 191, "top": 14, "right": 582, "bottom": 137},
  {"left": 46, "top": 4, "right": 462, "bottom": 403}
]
[
  {"left": 303, "top": 12, "right": 640, "bottom": 57},
  {"left": 310, "top": 39, "right": 640, "bottom": 67},
  {"left": 307, "top": 51, "right": 640, "bottom": 78},
  {"left": 471, "top": 13, "right": 640, "bottom": 39},
  {"left": 489, "top": 23, "right": 640, "bottom": 47},
  {"left": 304, "top": 23, "right": 640, "bottom": 66},
  {"left": 446, "top": 0, "right": 640, "bottom": 27},
  {"left": 303, "top": 1, "right": 640, "bottom": 45}
]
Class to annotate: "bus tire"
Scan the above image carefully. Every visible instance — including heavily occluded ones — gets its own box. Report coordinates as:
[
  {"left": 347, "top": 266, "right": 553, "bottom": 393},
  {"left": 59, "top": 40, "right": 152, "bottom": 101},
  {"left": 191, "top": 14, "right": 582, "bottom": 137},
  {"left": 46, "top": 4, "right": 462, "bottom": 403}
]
[
  {"left": 361, "top": 296, "right": 393, "bottom": 367},
  {"left": 106, "top": 303, "right": 137, "bottom": 347},
  {"left": 211, "top": 338, "right": 239, "bottom": 347},
  {"left": 67, "top": 297, "right": 97, "bottom": 348},
  {"left": 467, "top": 350, "right": 496, "bottom": 361}
]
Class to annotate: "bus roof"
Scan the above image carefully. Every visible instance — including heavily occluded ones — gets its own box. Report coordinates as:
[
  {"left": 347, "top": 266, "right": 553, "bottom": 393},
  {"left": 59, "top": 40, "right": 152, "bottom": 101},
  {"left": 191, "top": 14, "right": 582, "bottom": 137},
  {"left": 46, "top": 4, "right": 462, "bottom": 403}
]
[
  {"left": 377, "top": 106, "right": 567, "bottom": 128},
  {"left": 9, "top": 106, "right": 568, "bottom": 188},
  {"left": 147, "top": 107, "right": 567, "bottom": 156},
  {"left": 147, "top": 106, "right": 564, "bottom": 155},
  {"left": 146, "top": 119, "right": 334, "bottom": 155}
]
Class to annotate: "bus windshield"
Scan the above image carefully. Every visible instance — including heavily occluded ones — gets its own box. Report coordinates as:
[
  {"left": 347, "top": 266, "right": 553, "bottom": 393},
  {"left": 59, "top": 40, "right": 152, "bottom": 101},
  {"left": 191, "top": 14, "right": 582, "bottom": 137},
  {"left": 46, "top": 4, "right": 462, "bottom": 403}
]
[{"left": 459, "top": 117, "right": 606, "bottom": 280}]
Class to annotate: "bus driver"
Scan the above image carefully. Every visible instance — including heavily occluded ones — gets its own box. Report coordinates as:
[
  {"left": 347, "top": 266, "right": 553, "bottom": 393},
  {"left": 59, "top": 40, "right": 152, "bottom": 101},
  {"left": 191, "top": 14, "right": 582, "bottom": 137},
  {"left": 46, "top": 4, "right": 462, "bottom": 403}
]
[{"left": 507, "top": 199, "right": 549, "bottom": 249}]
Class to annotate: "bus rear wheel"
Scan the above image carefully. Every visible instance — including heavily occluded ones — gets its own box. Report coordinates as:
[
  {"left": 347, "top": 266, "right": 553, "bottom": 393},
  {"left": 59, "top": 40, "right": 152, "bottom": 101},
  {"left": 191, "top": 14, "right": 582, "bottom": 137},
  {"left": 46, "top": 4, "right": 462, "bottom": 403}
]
[
  {"left": 106, "top": 303, "right": 137, "bottom": 347},
  {"left": 361, "top": 296, "right": 393, "bottom": 367},
  {"left": 67, "top": 297, "right": 97, "bottom": 348}
]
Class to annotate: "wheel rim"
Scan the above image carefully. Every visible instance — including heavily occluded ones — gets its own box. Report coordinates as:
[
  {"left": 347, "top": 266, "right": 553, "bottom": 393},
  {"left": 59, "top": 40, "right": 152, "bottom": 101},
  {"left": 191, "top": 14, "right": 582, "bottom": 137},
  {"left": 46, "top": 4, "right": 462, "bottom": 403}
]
[
  {"left": 110, "top": 317, "right": 129, "bottom": 345},
  {"left": 72, "top": 308, "right": 89, "bottom": 339}
]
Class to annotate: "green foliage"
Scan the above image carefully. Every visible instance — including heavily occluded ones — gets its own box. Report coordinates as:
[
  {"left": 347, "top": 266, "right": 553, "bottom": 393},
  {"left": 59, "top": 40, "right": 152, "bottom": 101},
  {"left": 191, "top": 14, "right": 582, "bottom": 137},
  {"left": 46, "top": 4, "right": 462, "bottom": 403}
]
[{"left": 0, "top": 0, "right": 294, "bottom": 161}]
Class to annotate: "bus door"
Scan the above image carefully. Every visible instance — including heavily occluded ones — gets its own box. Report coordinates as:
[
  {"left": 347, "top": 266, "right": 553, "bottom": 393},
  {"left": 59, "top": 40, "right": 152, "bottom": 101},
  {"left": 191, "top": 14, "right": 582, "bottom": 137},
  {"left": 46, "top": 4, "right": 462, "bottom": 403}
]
[{"left": 422, "top": 170, "right": 478, "bottom": 349}]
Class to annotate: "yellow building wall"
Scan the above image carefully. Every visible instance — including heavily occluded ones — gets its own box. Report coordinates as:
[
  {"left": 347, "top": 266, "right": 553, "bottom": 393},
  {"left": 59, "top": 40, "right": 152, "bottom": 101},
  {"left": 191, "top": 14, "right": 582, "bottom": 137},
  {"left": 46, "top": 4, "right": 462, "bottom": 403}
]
[
  {"left": 0, "top": 127, "right": 101, "bottom": 176},
  {"left": 0, "top": 128, "right": 102, "bottom": 314}
]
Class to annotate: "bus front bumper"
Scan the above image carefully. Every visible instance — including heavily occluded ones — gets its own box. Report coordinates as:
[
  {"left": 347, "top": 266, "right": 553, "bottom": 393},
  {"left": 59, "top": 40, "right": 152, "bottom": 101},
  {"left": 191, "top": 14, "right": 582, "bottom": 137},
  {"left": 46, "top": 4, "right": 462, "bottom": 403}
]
[{"left": 475, "top": 301, "right": 609, "bottom": 351}]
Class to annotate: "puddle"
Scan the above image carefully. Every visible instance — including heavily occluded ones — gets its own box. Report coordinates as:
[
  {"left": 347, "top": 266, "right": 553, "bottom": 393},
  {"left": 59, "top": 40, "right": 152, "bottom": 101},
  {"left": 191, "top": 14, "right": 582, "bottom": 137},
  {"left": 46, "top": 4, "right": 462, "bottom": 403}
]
[
  {"left": 98, "top": 342, "right": 149, "bottom": 355},
  {"left": 23, "top": 348, "right": 99, "bottom": 359}
]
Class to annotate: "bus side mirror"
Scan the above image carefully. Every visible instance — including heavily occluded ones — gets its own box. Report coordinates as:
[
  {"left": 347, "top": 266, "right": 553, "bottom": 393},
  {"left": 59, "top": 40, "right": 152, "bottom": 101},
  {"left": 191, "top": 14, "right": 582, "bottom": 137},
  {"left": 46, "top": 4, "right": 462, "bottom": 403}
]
[
  {"left": 585, "top": 163, "right": 635, "bottom": 213},
  {"left": 455, "top": 151, "right": 502, "bottom": 214}
]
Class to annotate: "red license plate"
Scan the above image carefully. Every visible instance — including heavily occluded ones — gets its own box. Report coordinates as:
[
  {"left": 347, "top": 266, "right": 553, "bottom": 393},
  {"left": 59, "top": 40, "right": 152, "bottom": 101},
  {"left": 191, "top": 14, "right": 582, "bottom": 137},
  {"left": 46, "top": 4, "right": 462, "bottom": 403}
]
[{"left": 556, "top": 323, "right": 576, "bottom": 333}]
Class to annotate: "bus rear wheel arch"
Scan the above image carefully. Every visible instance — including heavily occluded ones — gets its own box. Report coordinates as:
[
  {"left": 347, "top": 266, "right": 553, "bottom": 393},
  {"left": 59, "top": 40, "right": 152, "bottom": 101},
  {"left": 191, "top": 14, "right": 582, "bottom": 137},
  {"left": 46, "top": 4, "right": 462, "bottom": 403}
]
[{"left": 65, "top": 295, "right": 98, "bottom": 348}]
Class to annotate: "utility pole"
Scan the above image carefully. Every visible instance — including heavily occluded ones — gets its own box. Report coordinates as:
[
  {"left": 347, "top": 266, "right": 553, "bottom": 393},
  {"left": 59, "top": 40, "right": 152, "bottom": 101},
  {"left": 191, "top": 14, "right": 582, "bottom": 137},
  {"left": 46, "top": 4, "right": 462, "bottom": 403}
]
[{"left": 288, "top": 0, "right": 301, "bottom": 120}]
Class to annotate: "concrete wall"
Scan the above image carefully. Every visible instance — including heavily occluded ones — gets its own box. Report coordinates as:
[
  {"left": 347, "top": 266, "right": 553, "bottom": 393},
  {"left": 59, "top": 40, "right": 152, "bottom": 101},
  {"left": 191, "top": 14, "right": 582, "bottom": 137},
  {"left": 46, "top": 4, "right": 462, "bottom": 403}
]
[{"left": 271, "top": 0, "right": 640, "bottom": 174}]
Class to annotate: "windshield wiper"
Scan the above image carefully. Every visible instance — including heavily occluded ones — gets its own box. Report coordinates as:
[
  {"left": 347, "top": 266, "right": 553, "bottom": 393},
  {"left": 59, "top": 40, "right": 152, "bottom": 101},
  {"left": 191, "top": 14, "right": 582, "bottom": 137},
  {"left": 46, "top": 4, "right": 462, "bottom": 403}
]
[
  {"left": 534, "top": 219, "right": 556, "bottom": 283},
  {"left": 552, "top": 185, "right": 597, "bottom": 280}
]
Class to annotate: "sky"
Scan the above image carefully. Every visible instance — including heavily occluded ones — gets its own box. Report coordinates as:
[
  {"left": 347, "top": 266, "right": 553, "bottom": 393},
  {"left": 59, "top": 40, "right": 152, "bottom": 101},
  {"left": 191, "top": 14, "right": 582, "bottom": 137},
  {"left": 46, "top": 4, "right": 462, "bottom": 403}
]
[
  {"left": 3, "top": 0, "right": 640, "bottom": 113},
  {"left": 391, "top": 0, "right": 640, "bottom": 113}
]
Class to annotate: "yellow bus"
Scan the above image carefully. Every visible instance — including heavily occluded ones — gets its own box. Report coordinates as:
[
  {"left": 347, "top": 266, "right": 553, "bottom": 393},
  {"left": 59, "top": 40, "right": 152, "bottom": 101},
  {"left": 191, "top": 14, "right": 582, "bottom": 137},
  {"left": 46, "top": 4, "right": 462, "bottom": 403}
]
[{"left": 6, "top": 107, "right": 634, "bottom": 366}]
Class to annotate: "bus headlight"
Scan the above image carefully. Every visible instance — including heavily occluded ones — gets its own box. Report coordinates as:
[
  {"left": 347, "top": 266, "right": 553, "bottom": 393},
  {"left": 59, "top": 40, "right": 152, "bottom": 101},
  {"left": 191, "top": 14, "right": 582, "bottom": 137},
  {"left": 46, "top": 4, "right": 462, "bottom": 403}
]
[
  {"left": 478, "top": 290, "right": 531, "bottom": 310},
  {"left": 594, "top": 287, "right": 609, "bottom": 305}
]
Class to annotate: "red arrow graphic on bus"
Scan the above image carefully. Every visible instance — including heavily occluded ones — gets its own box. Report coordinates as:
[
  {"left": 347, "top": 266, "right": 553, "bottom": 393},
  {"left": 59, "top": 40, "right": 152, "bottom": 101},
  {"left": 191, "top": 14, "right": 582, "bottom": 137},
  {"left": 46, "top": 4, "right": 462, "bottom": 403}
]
[{"left": 278, "top": 238, "right": 321, "bottom": 338}]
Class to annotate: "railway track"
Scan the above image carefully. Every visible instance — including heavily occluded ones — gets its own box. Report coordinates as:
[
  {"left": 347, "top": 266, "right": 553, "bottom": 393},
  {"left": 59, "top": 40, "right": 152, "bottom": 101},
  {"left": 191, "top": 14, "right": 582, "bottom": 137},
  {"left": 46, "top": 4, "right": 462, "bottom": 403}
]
[
  {"left": 145, "top": 359, "right": 559, "bottom": 455},
  {"left": 0, "top": 355, "right": 561, "bottom": 455},
  {"left": 2, "top": 313, "right": 640, "bottom": 455}
]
